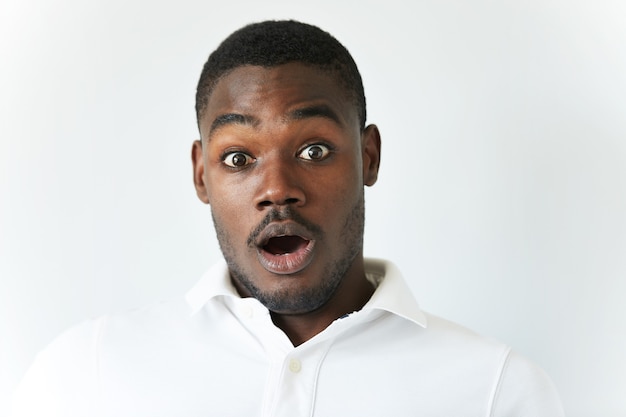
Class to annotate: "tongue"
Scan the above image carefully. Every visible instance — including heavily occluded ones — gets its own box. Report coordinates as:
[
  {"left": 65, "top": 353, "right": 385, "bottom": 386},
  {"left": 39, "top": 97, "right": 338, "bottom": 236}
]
[{"left": 265, "top": 236, "right": 308, "bottom": 255}]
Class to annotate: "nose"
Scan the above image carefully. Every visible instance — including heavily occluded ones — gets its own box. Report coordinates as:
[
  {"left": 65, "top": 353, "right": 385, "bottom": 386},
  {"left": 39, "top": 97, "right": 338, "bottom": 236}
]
[{"left": 255, "top": 158, "right": 306, "bottom": 210}]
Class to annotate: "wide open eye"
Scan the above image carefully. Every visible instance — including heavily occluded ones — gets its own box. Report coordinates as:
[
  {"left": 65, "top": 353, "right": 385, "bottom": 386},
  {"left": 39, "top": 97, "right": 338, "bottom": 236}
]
[
  {"left": 298, "top": 144, "right": 331, "bottom": 161},
  {"left": 222, "top": 152, "right": 255, "bottom": 168}
]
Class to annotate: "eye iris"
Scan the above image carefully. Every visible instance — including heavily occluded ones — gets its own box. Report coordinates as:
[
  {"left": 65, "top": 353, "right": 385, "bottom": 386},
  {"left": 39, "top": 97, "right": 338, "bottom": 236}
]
[
  {"left": 231, "top": 153, "right": 247, "bottom": 166},
  {"left": 307, "top": 146, "right": 324, "bottom": 160}
]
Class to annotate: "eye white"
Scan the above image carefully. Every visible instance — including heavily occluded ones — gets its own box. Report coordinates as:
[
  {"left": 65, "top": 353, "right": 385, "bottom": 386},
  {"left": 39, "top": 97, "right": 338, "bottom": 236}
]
[
  {"left": 223, "top": 152, "right": 254, "bottom": 167},
  {"left": 299, "top": 144, "right": 330, "bottom": 161}
]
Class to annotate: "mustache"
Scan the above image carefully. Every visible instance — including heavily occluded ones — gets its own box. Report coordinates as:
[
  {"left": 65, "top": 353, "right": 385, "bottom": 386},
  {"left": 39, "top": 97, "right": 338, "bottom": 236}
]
[{"left": 246, "top": 207, "right": 323, "bottom": 247}]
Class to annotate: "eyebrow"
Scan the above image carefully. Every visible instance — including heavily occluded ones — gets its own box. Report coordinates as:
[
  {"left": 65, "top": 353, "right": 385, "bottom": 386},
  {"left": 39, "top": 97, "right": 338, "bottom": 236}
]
[
  {"left": 287, "top": 104, "right": 343, "bottom": 126},
  {"left": 208, "top": 113, "right": 259, "bottom": 139},
  {"left": 207, "top": 104, "right": 344, "bottom": 140}
]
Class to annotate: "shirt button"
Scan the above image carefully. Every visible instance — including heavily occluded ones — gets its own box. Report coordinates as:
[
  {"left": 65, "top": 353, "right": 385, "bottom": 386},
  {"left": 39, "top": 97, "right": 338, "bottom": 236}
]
[{"left": 288, "top": 358, "right": 302, "bottom": 373}]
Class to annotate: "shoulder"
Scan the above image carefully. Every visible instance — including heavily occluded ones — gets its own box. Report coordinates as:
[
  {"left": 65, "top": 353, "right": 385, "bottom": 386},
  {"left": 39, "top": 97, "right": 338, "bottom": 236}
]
[
  {"left": 492, "top": 350, "right": 565, "bottom": 416},
  {"left": 405, "top": 311, "right": 510, "bottom": 355},
  {"left": 12, "top": 317, "right": 104, "bottom": 417},
  {"left": 422, "top": 313, "right": 564, "bottom": 416},
  {"left": 11, "top": 298, "right": 190, "bottom": 417}
]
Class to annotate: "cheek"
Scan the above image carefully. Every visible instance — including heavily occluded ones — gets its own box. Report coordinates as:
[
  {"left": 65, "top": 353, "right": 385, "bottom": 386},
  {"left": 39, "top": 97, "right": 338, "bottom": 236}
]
[
  {"left": 207, "top": 178, "right": 252, "bottom": 231},
  {"left": 206, "top": 167, "right": 249, "bottom": 206},
  {"left": 324, "top": 155, "right": 363, "bottom": 192},
  {"left": 311, "top": 164, "right": 362, "bottom": 216},
  {"left": 211, "top": 198, "right": 248, "bottom": 229}
]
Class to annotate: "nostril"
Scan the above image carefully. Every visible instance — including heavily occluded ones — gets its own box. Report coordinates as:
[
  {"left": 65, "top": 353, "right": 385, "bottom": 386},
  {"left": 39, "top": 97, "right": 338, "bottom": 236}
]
[
  {"left": 255, "top": 175, "right": 306, "bottom": 208},
  {"left": 257, "top": 197, "right": 299, "bottom": 208}
]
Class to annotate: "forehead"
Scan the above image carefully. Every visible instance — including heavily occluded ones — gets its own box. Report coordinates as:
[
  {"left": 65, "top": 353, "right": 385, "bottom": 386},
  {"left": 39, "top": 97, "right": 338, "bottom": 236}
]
[{"left": 199, "top": 63, "right": 359, "bottom": 137}]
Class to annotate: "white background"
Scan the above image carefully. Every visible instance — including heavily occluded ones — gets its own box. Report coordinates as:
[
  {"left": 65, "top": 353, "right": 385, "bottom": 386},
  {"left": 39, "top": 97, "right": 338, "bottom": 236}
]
[{"left": 1, "top": 0, "right": 625, "bottom": 416}]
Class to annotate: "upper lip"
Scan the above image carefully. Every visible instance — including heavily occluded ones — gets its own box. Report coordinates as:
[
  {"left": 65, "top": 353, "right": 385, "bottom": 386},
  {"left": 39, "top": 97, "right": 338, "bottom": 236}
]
[{"left": 254, "top": 221, "right": 315, "bottom": 249}]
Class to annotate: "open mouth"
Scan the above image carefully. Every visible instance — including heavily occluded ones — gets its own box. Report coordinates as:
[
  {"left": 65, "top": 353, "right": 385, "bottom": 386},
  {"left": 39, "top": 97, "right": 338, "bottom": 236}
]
[
  {"left": 255, "top": 224, "right": 316, "bottom": 275},
  {"left": 264, "top": 235, "right": 310, "bottom": 255}
]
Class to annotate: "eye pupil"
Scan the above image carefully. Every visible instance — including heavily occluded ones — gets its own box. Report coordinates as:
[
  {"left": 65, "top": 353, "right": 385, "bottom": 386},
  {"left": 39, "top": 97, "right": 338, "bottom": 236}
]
[
  {"left": 307, "top": 146, "right": 324, "bottom": 160},
  {"left": 231, "top": 153, "right": 247, "bottom": 166}
]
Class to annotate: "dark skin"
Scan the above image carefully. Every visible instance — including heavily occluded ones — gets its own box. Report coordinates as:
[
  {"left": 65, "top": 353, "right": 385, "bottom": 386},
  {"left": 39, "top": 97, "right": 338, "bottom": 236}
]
[{"left": 192, "top": 63, "right": 381, "bottom": 346}]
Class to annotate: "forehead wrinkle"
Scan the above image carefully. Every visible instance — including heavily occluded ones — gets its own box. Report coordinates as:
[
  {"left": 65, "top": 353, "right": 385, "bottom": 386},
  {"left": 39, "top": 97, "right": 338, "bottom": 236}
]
[{"left": 208, "top": 113, "right": 259, "bottom": 140}]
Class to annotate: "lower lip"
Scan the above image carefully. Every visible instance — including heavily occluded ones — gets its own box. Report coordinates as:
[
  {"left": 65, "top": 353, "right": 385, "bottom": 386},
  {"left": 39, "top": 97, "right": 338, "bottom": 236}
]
[{"left": 256, "top": 240, "right": 316, "bottom": 275}]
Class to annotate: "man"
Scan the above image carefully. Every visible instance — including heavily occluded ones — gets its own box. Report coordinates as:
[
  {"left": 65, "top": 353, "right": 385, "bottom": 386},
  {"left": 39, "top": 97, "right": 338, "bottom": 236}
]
[{"left": 13, "top": 20, "right": 564, "bottom": 416}]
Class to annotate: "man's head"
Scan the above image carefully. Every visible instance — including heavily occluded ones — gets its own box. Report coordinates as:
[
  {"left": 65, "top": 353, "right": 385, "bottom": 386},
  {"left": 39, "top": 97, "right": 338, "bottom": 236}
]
[
  {"left": 195, "top": 20, "right": 366, "bottom": 131},
  {"left": 191, "top": 21, "right": 381, "bottom": 324}
]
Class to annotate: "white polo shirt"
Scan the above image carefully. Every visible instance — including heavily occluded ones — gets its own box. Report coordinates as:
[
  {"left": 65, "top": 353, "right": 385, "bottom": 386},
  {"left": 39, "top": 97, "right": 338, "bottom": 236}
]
[{"left": 12, "top": 259, "right": 564, "bottom": 417}]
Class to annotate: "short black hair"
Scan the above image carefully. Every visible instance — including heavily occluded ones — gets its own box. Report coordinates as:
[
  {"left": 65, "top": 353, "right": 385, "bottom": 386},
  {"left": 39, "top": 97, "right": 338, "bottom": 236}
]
[{"left": 195, "top": 20, "right": 366, "bottom": 130}]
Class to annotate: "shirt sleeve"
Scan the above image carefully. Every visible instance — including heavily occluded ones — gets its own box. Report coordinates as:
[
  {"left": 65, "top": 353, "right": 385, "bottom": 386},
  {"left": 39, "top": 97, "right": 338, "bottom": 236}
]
[
  {"left": 11, "top": 318, "right": 105, "bottom": 417},
  {"left": 491, "top": 349, "right": 565, "bottom": 417}
]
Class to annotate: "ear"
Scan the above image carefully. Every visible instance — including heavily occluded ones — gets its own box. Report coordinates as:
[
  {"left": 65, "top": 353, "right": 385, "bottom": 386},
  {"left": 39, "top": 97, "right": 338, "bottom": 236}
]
[
  {"left": 361, "top": 124, "right": 381, "bottom": 186},
  {"left": 191, "top": 140, "right": 210, "bottom": 204}
]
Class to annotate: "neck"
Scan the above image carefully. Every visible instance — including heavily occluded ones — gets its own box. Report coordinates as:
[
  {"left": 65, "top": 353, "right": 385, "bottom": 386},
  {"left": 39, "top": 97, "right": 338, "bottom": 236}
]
[{"left": 270, "top": 269, "right": 375, "bottom": 347}]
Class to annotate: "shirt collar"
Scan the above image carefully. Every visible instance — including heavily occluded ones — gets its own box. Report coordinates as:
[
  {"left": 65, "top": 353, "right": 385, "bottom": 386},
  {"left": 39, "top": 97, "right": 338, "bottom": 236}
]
[
  {"left": 361, "top": 258, "right": 427, "bottom": 328},
  {"left": 185, "top": 260, "right": 239, "bottom": 315},
  {"left": 185, "top": 258, "right": 427, "bottom": 328}
]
